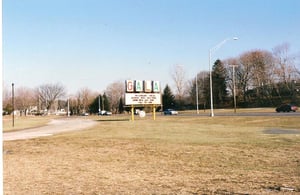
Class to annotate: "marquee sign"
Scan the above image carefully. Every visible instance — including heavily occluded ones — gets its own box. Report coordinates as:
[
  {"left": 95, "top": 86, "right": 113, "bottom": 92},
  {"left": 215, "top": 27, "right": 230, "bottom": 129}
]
[
  {"left": 125, "top": 80, "right": 161, "bottom": 105},
  {"left": 125, "top": 93, "right": 161, "bottom": 105}
]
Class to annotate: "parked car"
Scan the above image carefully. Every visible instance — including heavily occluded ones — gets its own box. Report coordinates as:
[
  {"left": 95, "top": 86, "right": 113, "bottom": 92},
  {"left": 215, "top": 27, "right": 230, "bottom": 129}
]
[
  {"left": 276, "top": 104, "right": 298, "bottom": 112},
  {"left": 164, "top": 109, "right": 178, "bottom": 115},
  {"left": 98, "top": 110, "right": 112, "bottom": 115},
  {"left": 103, "top": 111, "right": 112, "bottom": 115}
]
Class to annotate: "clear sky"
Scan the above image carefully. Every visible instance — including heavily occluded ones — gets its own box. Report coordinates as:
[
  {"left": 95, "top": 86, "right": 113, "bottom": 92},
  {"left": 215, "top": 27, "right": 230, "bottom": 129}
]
[{"left": 3, "top": 0, "right": 300, "bottom": 94}]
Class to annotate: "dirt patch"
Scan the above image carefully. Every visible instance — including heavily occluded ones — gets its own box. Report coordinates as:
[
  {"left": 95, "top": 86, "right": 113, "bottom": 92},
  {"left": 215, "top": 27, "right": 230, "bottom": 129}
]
[{"left": 263, "top": 129, "right": 300, "bottom": 134}]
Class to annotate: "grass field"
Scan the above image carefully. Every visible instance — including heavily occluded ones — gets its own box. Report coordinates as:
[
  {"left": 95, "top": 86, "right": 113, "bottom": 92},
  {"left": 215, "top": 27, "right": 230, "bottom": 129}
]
[{"left": 3, "top": 112, "right": 300, "bottom": 194}]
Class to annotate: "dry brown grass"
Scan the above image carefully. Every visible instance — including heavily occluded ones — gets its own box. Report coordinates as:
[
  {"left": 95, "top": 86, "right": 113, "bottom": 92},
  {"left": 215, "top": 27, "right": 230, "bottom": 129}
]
[{"left": 3, "top": 115, "right": 300, "bottom": 194}]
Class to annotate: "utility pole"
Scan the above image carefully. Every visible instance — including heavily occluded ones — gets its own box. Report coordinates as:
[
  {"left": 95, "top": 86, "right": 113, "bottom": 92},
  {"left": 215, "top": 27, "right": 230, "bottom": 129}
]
[
  {"left": 12, "top": 83, "right": 15, "bottom": 127},
  {"left": 98, "top": 95, "right": 101, "bottom": 114},
  {"left": 102, "top": 96, "right": 104, "bottom": 111}
]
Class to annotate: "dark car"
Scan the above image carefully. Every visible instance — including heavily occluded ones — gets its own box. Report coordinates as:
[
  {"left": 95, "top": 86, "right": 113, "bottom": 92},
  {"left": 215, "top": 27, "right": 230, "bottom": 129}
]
[
  {"left": 276, "top": 104, "right": 298, "bottom": 112},
  {"left": 164, "top": 109, "right": 178, "bottom": 115}
]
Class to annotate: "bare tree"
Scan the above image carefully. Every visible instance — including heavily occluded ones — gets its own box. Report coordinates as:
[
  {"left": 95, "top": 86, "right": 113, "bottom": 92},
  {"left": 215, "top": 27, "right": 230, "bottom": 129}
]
[
  {"left": 273, "top": 43, "right": 299, "bottom": 84},
  {"left": 188, "top": 71, "right": 209, "bottom": 108},
  {"left": 15, "top": 86, "right": 35, "bottom": 116},
  {"left": 36, "top": 83, "right": 66, "bottom": 111},
  {"left": 105, "top": 81, "right": 124, "bottom": 113},
  {"left": 2, "top": 83, "right": 11, "bottom": 112},
  {"left": 68, "top": 97, "right": 80, "bottom": 115},
  {"left": 171, "top": 64, "right": 187, "bottom": 102},
  {"left": 237, "top": 50, "right": 273, "bottom": 102},
  {"left": 76, "top": 87, "right": 95, "bottom": 114}
]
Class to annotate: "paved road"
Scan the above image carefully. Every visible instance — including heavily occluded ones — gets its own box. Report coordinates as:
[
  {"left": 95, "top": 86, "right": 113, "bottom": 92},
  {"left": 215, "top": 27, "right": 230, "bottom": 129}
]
[
  {"left": 3, "top": 118, "right": 97, "bottom": 141},
  {"left": 178, "top": 111, "right": 300, "bottom": 117}
]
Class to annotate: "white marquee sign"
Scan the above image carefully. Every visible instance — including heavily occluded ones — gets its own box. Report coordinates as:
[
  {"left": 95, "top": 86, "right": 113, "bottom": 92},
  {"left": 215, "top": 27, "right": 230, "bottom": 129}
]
[
  {"left": 125, "top": 93, "right": 161, "bottom": 105},
  {"left": 125, "top": 80, "right": 161, "bottom": 105}
]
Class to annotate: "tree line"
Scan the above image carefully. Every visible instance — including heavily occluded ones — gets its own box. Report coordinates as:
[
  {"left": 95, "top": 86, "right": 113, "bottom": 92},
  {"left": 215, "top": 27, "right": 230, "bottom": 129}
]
[
  {"left": 3, "top": 43, "right": 300, "bottom": 115},
  {"left": 2, "top": 82, "right": 123, "bottom": 116},
  {"left": 177, "top": 43, "right": 300, "bottom": 110}
]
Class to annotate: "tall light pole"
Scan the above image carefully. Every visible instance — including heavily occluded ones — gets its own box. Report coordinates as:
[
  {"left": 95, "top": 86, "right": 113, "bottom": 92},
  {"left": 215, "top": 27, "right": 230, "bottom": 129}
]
[
  {"left": 196, "top": 73, "right": 199, "bottom": 114},
  {"left": 67, "top": 98, "right": 70, "bottom": 117},
  {"left": 209, "top": 37, "right": 238, "bottom": 117},
  {"left": 229, "top": 64, "right": 239, "bottom": 113},
  {"left": 98, "top": 94, "right": 101, "bottom": 114}
]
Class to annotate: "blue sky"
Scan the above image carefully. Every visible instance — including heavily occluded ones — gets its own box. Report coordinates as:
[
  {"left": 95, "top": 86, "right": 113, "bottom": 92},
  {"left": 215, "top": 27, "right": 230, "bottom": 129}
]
[{"left": 3, "top": 0, "right": 300, "bottom": 94}]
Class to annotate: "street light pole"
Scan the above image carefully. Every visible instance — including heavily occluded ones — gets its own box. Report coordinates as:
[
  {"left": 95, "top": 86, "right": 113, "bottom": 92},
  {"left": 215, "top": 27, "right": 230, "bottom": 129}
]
[
  {"left": 67, "top": 98, "right": 70, "bottom": 117},
  {"left": 209, "top": 51, "right": 214, "bottom": 117},
  {"left": 209, "top": 37, "right": 238, "bottom": 117},
  {"left": 196, "top": 73, "right": 199, "bottom": 114},
  {"left": 229, "top": 65, "right": 239, "bottom": 113}
]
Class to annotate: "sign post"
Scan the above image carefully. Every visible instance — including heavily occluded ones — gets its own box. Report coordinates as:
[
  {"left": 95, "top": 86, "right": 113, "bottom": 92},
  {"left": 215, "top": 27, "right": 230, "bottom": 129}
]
[
  {"left": 152, "top": 105, "right": 156, "bottom": 120},
  {"left": 132, "top": 105, "right": 136, "bottom": 121}
]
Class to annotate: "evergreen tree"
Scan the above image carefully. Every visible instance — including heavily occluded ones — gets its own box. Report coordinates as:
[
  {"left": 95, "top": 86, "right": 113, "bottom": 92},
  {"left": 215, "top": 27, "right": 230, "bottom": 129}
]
[
  {"left": 118, "top": 97, "right": 124, "bottom": 113},
  {"left": 102, "top": 93, "right": 110, "bottom": 111},
  {"left": 162, "top": 85, "right": 176, "bottom": 109},
  {"left": 212, "top": 59, "right": 227, "bottom": 107},
  {"left": 89, "top": 95, "right": 101, "bottom": 114}
]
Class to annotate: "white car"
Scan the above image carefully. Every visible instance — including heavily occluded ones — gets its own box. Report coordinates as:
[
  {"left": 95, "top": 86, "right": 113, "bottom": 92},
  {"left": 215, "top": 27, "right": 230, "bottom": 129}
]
[{"left": 99, "top": 110, "right": 112, "bottom": 115}]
